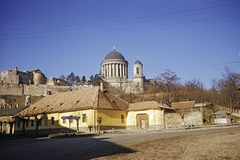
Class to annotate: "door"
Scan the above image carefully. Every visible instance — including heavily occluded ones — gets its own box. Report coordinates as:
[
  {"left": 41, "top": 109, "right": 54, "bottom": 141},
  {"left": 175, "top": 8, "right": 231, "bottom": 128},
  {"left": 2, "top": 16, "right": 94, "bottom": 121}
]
[{"left": 136, "top": 114, "right": 149, "bottom": 130}]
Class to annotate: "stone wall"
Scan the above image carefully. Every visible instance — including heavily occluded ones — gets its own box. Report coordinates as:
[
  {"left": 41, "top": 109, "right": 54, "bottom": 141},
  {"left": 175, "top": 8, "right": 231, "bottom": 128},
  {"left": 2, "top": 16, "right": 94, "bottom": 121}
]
[
  {"left": 165, "top": 111, "right": 203, "bottom": 128},
  {"left": 0, "top": 84, "right": 23, "bottom": 96},
  {"left": 46, "top": 78, "right": 70, "bottom": 86},
  {"left": 0, "top": 69, "right": 19, "bottom": 84},
  {"left": 24, "top": 85, "right": 71, "bottom": 96},
  {"left": 0, "top": 84, "right": 71, "bottom": 96},
  {"left": 0, "top": 83, "right": 93, "bottom": 96}
]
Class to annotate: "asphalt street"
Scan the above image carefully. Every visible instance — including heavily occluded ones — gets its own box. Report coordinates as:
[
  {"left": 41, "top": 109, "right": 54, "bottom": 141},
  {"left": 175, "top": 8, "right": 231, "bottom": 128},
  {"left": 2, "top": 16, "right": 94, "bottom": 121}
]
[{"left": 1, "top": 126, "right": 239, "bottom": 160}]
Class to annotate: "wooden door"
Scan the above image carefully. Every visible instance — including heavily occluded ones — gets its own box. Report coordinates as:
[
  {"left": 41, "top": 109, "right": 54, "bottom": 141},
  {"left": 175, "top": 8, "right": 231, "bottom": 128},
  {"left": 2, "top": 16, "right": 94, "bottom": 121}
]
[{"left": 136, "top": 114, "right": 149, "bottom": 130}]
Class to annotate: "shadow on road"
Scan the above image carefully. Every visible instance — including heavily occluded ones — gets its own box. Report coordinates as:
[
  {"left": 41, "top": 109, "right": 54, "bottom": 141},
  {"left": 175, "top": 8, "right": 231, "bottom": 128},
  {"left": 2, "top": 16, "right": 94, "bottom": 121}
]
[{"left": 0, "top": 134, "right": 136, "bottom": 160}]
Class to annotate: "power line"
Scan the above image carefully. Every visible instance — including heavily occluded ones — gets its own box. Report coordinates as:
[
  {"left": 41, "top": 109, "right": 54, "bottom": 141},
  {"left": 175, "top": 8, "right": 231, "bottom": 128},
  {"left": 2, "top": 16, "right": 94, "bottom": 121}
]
[
  {"left": 143, "top": 61, "right": 240, "bottom": 73},
  {"left": 0, "top": 0, "right": 239, "bottom": 40},
  {"left": 1, "top": 13, "right": 239, "bottom": 40},
  {"left": 1, "top": 0, "right": 230, "bottom": 31}
]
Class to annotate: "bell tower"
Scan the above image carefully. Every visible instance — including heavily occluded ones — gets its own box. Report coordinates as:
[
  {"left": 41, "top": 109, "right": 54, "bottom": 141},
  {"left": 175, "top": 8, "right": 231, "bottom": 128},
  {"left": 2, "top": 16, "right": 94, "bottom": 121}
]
[{"left": 133, "top": 58, "right": 144, "bottom": 92}]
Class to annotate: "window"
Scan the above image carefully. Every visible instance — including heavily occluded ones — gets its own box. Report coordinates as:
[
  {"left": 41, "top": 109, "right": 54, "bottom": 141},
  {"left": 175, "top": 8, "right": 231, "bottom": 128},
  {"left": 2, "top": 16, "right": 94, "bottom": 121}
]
[
  {"left": 51, "top": 117, "right": 55, "bottom": 125},
  {"left": 82, "top": 114, "right": 87, "bottom": 123},
  {"left": 31, "top": 120, "right": 34, "bottom": 126},
  {"left": 121, "top": 115, "right": 124, "bottom": 123},
  {"left": 136, "top": 67, "right": 139, "bottom": 74}
]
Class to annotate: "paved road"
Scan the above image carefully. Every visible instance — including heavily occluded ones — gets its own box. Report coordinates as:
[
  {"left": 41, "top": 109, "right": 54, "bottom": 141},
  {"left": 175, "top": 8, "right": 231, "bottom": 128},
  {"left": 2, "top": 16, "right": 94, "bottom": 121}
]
[{"left": 1, "top": 126, "right": 239, "bottom": 160}]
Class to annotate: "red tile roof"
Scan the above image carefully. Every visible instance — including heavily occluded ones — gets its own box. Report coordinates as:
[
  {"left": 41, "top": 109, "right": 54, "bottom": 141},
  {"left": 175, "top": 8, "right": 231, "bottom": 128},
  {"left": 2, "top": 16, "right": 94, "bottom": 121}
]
[
  {"left": 128, "top": 101, "right": 171, "bottom": 111},
  {"left": 171, "top": 101, "right": 195, "bottom": 109}
]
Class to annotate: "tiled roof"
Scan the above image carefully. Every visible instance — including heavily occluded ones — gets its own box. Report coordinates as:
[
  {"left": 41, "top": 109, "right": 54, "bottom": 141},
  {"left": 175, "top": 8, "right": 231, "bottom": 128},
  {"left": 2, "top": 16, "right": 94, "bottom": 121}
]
[
  {"left": 0, "top": 106, "right": 28, "bottom": 117},
  {"left": 17, "top": 87, "right": 128, "bottom": 117},
  {"left": 171, "top": 101, "right": 195, "bottom": 109},
  {"left": 98, "top": 91, "right": 128, "bottom": 110},
  {"left": 128, "top": 101, "right": 171, "bottom": 111},
  {"left": 29, "top": 69, "right": 42, "bottom": 73}
]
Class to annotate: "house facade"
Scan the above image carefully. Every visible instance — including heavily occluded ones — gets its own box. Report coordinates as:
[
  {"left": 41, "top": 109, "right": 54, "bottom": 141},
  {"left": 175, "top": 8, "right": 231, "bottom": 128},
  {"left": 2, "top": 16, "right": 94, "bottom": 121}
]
[
  {"left": 14, "top": 87, "right": 128, "bottom": 135},
  {"left": 127, "top": 101, "right": 172, "bottom": 130},
  {"left": 10, "top": 88, "right": 204, "bottom": 135}
]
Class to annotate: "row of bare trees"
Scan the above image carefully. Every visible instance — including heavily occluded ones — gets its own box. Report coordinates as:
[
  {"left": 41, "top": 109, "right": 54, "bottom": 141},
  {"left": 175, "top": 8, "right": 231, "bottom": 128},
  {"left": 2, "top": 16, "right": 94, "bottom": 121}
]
[
  {"left": 105, "top": 68, "right": 240, "bottom": 111},
  {"left": 154, "top": 67, "right": 240, "bottom": 110},
  {"left": 208, "top": 67, "right": 240, "bottom": 112}
]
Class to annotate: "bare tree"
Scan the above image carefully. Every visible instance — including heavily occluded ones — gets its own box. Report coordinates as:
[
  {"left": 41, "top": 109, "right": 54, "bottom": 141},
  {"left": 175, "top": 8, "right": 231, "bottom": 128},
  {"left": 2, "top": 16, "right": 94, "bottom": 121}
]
[
  {"left": 97, "top": 116, "right": 102, "bottom": 134},
  {"left": 184, "top": 78, "right": 204, "bottom": 103},
  {"left": 156, "top": 69, "right": 180, "bottom": 107},
  {"left": 216, "top": 67, "right": 240, "bottom": 112}
]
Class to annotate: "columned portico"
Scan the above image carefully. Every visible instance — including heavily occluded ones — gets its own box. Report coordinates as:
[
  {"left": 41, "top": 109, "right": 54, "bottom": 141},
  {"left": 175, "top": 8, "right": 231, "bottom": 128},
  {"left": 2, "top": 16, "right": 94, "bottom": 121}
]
[
  {"left": 100, "top": 48, "right": 144, "bottom": 93},
  {"left": 101, "top": 49, "right": 128, "bottom": 79}
]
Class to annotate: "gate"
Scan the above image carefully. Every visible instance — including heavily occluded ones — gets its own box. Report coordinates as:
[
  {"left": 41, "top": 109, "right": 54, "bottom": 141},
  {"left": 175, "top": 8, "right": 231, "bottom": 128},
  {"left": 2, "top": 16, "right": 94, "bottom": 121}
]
[{"left": 136, "top": 114, "right": 149, "bottom": 130}]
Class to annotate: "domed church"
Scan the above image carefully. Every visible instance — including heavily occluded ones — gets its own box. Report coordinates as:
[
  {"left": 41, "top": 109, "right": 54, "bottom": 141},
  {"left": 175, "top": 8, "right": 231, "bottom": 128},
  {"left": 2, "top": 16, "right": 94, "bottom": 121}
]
[{"left": 100, "top": 48, "right": 144, "bottom": 93}]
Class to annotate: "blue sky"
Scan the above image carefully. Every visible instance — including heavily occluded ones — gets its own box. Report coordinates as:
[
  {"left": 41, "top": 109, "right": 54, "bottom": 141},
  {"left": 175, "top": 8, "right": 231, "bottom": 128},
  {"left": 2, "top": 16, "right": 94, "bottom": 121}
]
[{"left": 1, "top": 0, "right": 240, "bottom": 89}]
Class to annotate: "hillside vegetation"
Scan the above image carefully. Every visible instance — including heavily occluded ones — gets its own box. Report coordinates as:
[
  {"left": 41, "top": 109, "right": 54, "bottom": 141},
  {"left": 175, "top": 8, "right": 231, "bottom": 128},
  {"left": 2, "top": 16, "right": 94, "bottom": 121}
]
[{"left": 0, "top": 95, "right": 44, "bottom": 108}]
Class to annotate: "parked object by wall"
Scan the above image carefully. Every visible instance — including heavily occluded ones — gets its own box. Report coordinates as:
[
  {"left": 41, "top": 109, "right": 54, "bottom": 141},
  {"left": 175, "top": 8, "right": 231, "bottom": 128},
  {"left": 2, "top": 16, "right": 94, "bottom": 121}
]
[{"left": 213, "top": 110, "right": 231, "bottom": 124}]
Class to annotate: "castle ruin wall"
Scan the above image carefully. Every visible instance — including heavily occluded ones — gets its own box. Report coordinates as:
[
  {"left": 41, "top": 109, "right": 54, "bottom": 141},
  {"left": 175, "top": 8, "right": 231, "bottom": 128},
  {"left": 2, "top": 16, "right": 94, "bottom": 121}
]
[
  {"left": 0, "top": 70, "right": 19, "bottom": 85},
  {"left": 24, "top": 85, "right": 71, "bottom": 96},
  {"left": 0, "top": 84, "right": 71, "bottom": 96},
  {"left": 0, "top": 84, "right": 23, "bottom": 96}
]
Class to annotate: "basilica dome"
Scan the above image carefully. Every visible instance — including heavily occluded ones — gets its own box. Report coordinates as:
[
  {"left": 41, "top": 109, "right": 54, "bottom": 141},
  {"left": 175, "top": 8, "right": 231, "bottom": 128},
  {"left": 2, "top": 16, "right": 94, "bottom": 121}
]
[{"left": 104, "top": 49, "right": 125, "bottom": 60}]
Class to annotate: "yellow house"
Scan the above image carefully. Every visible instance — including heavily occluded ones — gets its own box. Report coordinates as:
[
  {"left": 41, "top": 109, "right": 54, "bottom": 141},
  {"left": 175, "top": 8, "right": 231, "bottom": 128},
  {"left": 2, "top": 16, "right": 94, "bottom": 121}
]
[
  {"left": 15, "top": 87, "right": 128, "bottom": 135},
  {"left": 127, "top": 101, "right": 171, "bottom": 130}
]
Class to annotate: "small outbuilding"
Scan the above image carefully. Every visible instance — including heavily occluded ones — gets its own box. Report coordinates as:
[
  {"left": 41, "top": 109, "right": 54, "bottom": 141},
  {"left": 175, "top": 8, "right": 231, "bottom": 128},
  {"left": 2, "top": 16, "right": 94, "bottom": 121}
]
[
  {"left": 127, "top": 101, "right": 172, "bottom": 130},
  {"left": 0, "top": 106, "right": 28, "bottom": 134},
  {"left": 213, "top": 110, "right": 231, "bottom": 124}
]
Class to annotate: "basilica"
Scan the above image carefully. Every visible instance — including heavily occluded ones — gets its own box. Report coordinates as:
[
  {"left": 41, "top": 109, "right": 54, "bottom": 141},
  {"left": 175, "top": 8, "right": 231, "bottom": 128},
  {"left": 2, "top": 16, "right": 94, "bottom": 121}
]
[{"left": 100, "top": 48, "right": 144, "bottom": 93}]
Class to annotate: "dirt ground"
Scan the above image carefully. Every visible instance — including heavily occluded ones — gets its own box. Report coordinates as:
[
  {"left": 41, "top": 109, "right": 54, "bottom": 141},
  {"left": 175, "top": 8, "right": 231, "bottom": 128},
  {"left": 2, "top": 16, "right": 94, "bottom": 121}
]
[{"left": 94, "top": 127, "right": 240, "bottom": 160}]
